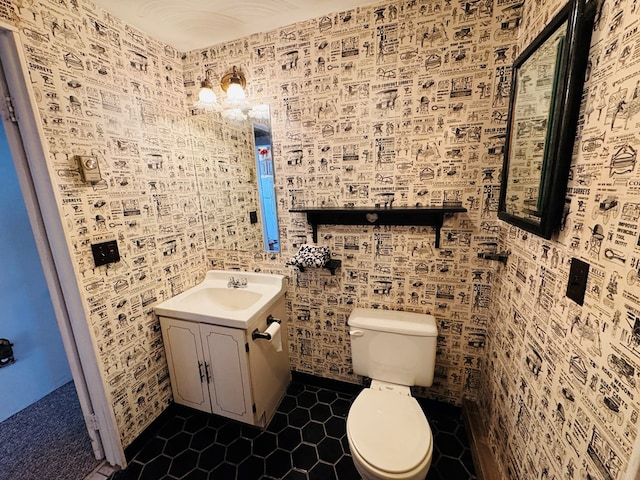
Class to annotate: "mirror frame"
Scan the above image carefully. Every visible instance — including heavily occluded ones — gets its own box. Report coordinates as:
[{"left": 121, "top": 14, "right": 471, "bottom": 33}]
[{"left": 498, "top": 0, "right": 596, "bottom": 239}]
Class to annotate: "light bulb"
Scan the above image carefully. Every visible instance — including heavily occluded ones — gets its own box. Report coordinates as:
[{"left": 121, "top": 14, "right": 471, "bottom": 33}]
[
  {"left": 198, "top": 86, "right": 217, "bottom": 104},
  {"left": 226, "top": 83, "right": 246, "bottom": 103}
]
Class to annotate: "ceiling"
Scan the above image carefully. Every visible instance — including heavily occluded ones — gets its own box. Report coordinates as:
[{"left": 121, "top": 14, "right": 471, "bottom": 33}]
[{"left": 91, "top": 0, "right": 379, "bottom": 52}]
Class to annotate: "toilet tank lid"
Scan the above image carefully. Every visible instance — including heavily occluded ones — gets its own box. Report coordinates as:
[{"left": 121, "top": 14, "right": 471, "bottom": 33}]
[{"left": 348, "top": 308, "right": 437, "bottom": 337}]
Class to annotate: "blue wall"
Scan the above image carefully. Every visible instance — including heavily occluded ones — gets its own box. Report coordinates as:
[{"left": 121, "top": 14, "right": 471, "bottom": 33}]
[{"left": 0, "top": 121, "right": 72, "bottom": 422}]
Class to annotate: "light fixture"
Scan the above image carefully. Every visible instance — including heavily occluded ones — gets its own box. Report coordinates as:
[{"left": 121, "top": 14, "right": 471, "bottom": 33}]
[
  {"left": 198, "top": 79, "right": 217, "bottom": 103},
  {"left": 195, "top": 78, "right": 221, "bottom": 112},
  {"left": 220, "top": 66, "right": 249, "bottom": 109}
]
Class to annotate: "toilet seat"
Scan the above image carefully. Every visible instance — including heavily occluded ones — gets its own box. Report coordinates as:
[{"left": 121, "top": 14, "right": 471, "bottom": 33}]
[{"left": 347, "top": 388, "right": 432, "bottom": 475}]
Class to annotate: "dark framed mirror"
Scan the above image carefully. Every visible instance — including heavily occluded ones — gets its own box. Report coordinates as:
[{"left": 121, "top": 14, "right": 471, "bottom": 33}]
[{"left": 498, "top": 0, "right": 596, "bottom": 239}]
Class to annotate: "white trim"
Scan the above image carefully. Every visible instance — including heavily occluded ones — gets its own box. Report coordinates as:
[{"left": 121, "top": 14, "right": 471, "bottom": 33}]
[
  {"left": 0, "top": 19, "right": 17, "bottom": 33},
  {"left": 0, "top": 28, "right": 125, "bottom": 467}
]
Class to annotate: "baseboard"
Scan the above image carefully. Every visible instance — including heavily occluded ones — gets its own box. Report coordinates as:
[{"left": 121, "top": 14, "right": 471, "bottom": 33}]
[{"left": 462, "top": 399, "right": 501, "bottom": 480}]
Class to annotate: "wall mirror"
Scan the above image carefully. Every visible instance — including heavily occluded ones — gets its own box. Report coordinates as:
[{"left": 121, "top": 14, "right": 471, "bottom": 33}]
[
  {"left": 190, "top": 105, "right": 280, "bottom": 252},
  {"left": 251, "top": 107, "right": 280, "bottom": 252},
  {"left": 498, "top": 0, "right": 595, "bottom": 239}
]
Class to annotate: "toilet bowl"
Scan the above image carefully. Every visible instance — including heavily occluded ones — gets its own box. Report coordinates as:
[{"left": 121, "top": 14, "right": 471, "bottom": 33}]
[
  {"left": 346, "top": 308, "right": 438, "bottom": 480},
  {"left": 346, "top": 382, "right": 433, "bottom": 480}
]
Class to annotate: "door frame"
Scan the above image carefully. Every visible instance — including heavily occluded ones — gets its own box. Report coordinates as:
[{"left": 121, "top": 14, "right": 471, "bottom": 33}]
[{"left": 0, "top": 25, "right": 125, "bottom": 467}]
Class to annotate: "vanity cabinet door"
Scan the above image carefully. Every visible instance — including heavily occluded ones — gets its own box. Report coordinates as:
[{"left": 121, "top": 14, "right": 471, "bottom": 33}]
[
  {"left": 159, "top": 317, "right": 212, "bottom": 413},
  {"left": 200, "top": 324, "right": 254, "bottom": 424}
]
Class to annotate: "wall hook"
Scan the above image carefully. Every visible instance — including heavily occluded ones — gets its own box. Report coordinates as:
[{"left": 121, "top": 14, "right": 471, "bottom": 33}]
[{"left": 477, "top": 251, "right": 511, "bottom": 265}]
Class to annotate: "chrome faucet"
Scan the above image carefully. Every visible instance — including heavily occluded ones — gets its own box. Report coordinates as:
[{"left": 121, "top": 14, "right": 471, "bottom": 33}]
[{"left": 227, "top": 276, "right": 248, "bottom": 288}]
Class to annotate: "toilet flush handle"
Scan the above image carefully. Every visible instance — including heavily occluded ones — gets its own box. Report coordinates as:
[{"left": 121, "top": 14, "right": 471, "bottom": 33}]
[{"left": 349, "top": 330, "right": 364, "bottom": 337}]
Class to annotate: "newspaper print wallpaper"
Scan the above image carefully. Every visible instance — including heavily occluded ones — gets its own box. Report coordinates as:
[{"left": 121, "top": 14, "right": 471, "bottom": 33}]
[
  {"left": 10, "top": 3, "right": 213, "bottom": 447},
  {"left": 3, "top": 0, "right": 640, "bottom": 476},
  {"left": 1, "top": 0, "right": 510, "bottom": 449},
  {"left": 187, "top": 0, "right": 640, "bottom": 478},
  {"left": 483, "top": 0, "right": 640, "bottom": 478},
  {"left": 184, "top": 0, "right": 518, "bottom": 407},
  {"left": 0, "top": 0, "right": 266, "bottom": 447}
]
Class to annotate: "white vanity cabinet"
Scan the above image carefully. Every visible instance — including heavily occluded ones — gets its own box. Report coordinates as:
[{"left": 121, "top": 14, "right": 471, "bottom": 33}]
[{"left": 158, "top": 295, "right": 290, "bottom": 427}]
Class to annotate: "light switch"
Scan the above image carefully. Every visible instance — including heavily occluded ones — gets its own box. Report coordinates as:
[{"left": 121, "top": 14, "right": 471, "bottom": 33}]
[
  {"left": 92, "top": 240, "right": 120, "bottom": 267},
  {"left": 566, "top": 258, "right": 589, "bottom": 306}
]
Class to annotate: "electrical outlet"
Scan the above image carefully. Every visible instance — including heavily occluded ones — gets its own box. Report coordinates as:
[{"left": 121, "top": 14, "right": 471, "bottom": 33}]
[
  {"left": 566, "top": 258, "right": 589, "bottom": 305},
  {"left": 92, "top": 240, "right": 120, "bottom": 267}
]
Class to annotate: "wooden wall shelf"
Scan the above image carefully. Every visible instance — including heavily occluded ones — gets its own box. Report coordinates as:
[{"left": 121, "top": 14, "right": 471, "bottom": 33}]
[{"left": 289, "top": 206, "right": 467, "bottom": 248}]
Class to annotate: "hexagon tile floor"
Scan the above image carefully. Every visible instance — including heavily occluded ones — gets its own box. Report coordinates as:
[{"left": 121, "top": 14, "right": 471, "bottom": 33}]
[{"left": 110, "top": 376, "right": 477, "bottom": 480}]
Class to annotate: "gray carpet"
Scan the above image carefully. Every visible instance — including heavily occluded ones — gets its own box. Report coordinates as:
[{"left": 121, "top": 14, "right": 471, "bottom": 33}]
[{"left": 0, "top": 381, "right": 100, "bottom": 480}]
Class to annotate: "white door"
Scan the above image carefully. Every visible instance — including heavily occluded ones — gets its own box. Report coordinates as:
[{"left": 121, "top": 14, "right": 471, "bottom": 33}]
[
  {"left": 201, "top": 324, "right": 254, "bottom": 423},
  {"left": 160, "top": 317, "right": 211, "bottom": 413}
]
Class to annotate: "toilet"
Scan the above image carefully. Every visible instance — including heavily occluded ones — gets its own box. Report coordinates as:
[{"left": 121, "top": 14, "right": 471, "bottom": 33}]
[{"left": 346, "top": 308, "right": 438, "bottom": 480}]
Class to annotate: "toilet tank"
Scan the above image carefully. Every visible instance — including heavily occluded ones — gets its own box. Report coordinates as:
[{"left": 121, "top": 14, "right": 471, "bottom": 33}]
[{"left": 348, "top": 308, "right": 438, "bottom": 387}]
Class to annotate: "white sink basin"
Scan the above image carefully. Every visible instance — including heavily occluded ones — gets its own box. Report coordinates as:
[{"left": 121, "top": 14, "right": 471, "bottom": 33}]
[
  {"left": 154, "top": 270, "right": 286, "bottom": 328},
  {"left": 183, "top": 287, "right": 263, "bottom": 311}
]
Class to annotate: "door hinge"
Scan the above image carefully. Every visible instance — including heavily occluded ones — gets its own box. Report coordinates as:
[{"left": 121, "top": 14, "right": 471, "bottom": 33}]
[
  {"left": 245, "top": 342, "right": 249, "bottom": 353},
  {"left": 85, "top": 413, "right": 100, "bottom": 431},
  {"left": 4, "top": 96, "right": 17, "bottom": 123}
]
